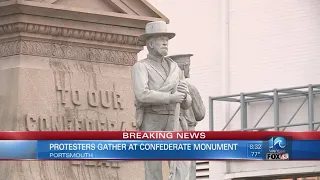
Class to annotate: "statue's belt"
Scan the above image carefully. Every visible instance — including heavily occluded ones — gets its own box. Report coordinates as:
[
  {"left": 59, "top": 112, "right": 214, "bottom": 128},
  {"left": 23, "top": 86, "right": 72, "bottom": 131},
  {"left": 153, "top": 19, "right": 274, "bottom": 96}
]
[{"left": 144, "top": 105, "right": 175, "bottom": 115}]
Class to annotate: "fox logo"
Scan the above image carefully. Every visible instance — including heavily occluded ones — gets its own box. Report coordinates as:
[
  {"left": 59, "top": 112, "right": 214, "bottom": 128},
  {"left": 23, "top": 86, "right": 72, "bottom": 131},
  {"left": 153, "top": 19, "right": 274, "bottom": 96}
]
[{"left": 266, "top": 153, "right": 289, "bottom": 160}]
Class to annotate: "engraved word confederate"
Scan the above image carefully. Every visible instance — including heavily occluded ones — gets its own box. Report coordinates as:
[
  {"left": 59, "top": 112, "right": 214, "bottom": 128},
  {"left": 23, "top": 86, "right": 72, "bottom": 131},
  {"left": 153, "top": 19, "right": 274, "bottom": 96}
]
[{"left": 25, "top": 114, "right": 131, "bottom": 131}]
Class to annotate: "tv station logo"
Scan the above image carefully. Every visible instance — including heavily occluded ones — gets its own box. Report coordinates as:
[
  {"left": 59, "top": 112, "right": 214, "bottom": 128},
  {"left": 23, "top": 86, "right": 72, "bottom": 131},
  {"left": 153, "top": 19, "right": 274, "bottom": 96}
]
[{"left": 266, "top": 137, "right": 289, "bottom": 160}]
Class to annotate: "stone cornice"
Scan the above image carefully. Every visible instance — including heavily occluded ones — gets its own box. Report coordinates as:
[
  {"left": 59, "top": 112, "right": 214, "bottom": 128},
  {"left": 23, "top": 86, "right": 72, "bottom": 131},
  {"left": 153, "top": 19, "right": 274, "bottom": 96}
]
[
  {"left": 0, "top": 40, "right": 137, "bottom": 66},
  {"left": 0, "top": 23, "right": 140, "bottom": 46},
  {"left": 0, "top": 0, "right": 166, "bottom": 28}
]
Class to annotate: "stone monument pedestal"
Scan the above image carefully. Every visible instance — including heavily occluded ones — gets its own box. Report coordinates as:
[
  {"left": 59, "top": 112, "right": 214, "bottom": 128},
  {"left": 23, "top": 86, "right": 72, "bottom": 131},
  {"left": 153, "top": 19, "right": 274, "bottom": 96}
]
[{"left": 0, "top": 0, "right": 169, "bottom": 179}]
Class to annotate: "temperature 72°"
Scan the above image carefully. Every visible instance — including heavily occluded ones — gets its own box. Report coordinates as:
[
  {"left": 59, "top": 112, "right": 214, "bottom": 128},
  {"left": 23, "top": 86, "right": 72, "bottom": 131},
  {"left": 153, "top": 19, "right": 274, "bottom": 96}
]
[{"left": 251, "top": 152, "right": 261, "bottom": 157}]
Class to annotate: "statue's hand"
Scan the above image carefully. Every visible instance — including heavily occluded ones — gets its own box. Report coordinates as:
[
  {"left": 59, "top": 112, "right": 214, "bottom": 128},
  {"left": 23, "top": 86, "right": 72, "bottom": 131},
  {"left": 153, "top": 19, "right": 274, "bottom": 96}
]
[
  {"left": 169, "top": 92, "right": 185, "bottom": 103},
  {"left": 177, "top": 81, "right": 188, "bottom": 95}
]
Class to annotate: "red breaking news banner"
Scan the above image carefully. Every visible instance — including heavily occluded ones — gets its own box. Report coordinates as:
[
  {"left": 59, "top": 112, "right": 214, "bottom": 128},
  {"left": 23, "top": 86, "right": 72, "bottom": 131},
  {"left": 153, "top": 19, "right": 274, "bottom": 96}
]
[{"left": 0, "top": 131, "right": 318, "bottom": 140}]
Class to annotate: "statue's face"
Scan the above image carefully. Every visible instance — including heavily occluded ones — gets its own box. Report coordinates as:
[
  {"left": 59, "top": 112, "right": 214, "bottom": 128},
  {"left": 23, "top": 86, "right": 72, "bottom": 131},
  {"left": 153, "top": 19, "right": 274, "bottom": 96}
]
[
  {"left": 183, "top": 63, "right": 190, "bottom": 78},
  {"left": 178, "top": 63, "right": 190, "bottom": 78},
  {"left": 148, "top": 36, "right": 169, "bottom": 57}
]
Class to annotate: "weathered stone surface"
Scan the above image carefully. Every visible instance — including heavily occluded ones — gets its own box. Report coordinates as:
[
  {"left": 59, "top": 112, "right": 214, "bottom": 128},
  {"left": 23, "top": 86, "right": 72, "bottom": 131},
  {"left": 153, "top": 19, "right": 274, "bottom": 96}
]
[
  {"left": 0, "top": 0, "right": 169, "bottom": 179},
  {"left": 0, "top": 47, "right": 142, "bottom": 180},
  {"left": 0, "top": 40, "right": 137, "bottom": 66},
  {"left": 0, "top": 51, "right": 130, "bottom": 180}
]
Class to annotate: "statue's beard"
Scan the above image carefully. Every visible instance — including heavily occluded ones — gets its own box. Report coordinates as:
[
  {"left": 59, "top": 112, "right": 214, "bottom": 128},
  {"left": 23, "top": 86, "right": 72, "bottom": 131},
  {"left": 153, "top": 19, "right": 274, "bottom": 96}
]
[
  {"left": 149, "top": 47, "right": 168, "bottom": 57},
  {"left": 158, "top": 49, "right": 168, "bottom": 56},
  {"left": 152, "top": 48, "right": 168, "bottom": 57}
]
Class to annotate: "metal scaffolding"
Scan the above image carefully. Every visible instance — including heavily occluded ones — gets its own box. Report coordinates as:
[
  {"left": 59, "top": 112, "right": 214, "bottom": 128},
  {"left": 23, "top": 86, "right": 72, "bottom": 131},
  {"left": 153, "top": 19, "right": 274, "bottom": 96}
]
[{"left": 209, "top": 84, "right": 320, "bottom": 131}]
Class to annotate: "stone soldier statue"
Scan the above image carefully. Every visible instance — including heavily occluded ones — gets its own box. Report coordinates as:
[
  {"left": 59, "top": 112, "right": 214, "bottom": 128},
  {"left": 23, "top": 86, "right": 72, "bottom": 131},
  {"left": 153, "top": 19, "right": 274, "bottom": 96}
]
[
  {"left": 131, "top": 21, "right": 192, "bottom": 180},
  {"left": 168, "top": 54, "right": 206, "bottom": 180}
]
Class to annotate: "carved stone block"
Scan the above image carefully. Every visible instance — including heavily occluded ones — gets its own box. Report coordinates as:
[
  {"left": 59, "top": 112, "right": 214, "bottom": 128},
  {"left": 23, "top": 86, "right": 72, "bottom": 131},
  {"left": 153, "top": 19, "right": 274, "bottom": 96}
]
[{"left": 0, "top": 0, "right": 170, "bottom": 179}]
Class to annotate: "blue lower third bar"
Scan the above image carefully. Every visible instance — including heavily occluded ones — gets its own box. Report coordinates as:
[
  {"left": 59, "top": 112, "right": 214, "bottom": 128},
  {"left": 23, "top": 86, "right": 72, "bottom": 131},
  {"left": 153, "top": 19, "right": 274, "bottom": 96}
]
[
  {"left": 2, "top": 140, "right": 320, "bottom": 160},
  {"left": 36, "top": 140, "right": 260, "bottom": 160}
]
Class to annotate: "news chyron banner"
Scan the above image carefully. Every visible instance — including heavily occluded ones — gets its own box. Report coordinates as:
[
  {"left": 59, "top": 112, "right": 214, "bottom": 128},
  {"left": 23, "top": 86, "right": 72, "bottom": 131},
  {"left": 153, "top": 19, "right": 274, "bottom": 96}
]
[{"left": 0, "top": 131, "right": 318, "bottom": 160}]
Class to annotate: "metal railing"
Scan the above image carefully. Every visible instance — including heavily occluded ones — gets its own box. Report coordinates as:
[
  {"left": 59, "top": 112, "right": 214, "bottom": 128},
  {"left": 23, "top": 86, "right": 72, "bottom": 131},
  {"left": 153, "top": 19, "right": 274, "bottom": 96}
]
[{"left": 209, "top": 84, "right": 320, "bottom": 131}]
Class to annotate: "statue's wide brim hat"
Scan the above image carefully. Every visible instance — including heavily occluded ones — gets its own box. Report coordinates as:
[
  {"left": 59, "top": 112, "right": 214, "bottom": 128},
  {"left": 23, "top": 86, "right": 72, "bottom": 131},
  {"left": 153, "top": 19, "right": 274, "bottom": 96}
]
[
  {"left": 168, "top": 54, "right": 193, "bottom": 59},
  {"left": 138, "top": 21, "right": 175, "bottom": 43},
  {"left": 168, "top": 54, "right": 193, "bottom": 63}
]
